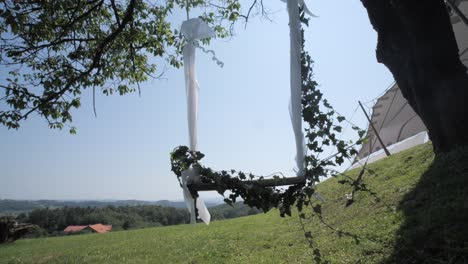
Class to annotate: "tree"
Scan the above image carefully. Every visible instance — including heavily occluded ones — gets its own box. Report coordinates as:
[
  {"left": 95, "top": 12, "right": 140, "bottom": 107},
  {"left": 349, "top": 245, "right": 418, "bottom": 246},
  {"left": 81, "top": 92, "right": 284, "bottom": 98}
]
[
  {"left": 360, "top": 0, "right": 468, "bottom": 153},
  {"left": 0, "top": 0, "right": 253, "bottom": 132}
]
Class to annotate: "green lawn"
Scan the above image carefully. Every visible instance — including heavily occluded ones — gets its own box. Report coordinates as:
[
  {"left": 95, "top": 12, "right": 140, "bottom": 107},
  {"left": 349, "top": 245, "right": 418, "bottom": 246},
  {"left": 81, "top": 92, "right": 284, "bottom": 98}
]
[{"left": 1, "top": 143, "right": 467, "bottom": 263}]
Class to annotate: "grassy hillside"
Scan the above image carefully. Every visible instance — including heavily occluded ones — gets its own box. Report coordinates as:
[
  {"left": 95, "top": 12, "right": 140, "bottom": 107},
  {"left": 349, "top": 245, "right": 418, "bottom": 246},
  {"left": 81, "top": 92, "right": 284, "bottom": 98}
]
[{"left": 1, "top": 143, "right": 467, "bottom": 263}]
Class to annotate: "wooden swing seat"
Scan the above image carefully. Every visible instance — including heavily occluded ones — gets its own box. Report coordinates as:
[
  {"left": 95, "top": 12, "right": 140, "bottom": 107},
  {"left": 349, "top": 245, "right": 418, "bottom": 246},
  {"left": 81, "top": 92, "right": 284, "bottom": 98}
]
[{"left": 188, "top": 176, "right": 306, "bottom": 191}]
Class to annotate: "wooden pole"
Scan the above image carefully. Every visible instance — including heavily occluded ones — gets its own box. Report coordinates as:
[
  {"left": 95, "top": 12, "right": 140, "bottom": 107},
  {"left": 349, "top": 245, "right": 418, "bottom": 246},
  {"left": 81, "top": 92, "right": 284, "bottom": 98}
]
[
  {"left": 188, "top": 176, "right": 306, "bottom": 192},
  {"left": 358, "top": 101, "right": 391, "bottom": 157}
]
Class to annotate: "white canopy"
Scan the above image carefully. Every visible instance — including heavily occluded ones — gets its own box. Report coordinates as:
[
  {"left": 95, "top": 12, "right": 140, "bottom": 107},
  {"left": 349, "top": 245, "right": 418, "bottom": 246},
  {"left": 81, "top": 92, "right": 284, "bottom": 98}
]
[{"left": 356, "top": 84, "right": 427, "bottom": 161}]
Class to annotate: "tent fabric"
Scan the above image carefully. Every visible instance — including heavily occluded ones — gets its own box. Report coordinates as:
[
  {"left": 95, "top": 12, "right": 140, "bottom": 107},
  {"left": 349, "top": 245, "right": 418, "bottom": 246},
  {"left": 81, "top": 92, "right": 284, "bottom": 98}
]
[{"left": 356, "top": 84, "right": 427, "bottom": 161}]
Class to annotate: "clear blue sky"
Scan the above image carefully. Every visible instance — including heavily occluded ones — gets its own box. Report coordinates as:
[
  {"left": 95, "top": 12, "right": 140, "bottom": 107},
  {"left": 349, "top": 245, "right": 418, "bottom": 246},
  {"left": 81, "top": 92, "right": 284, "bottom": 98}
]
[{"left": 0, "top": 1, "right": 393, "bottom": 201}]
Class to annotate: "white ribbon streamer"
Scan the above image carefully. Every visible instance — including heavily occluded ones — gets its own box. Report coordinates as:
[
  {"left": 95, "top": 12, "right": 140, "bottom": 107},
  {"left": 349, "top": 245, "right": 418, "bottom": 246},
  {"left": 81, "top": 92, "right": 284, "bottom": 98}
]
[
  {"left": 287, "top": 0, "right": 306, "bottom": 177},
  {"left": 180, "top": 168, "right": 210, "bottom": 224},
  {"left": 281, "top": 0, "right": 317, "bottom": 17},
  {"left": 285, "top": 0, "right": 324, "bottom": 202},
  {"left": 179, "top": 18, "right": 222, "bottom": 225}
]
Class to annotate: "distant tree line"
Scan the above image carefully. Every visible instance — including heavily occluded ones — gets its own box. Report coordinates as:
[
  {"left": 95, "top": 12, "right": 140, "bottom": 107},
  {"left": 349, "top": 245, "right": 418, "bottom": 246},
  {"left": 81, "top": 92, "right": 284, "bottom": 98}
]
[
  {"left": 0, "top": 199, "right": 201, "bottom": 216},
  {"left": 210, "top": 203, "right": 262, "bottom": 220},
  {"left": 12, "top": 203, "right": 261, "bottom": 238},
  {"left": 15, "top": 205, "right": 189, "bottom": 236}
]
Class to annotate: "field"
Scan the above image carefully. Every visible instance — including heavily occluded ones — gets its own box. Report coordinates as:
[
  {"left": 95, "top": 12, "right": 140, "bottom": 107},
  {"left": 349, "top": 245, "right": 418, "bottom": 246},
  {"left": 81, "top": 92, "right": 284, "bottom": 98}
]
[{"left": 1, "top": 143, "right": 467, "bottom": 263}]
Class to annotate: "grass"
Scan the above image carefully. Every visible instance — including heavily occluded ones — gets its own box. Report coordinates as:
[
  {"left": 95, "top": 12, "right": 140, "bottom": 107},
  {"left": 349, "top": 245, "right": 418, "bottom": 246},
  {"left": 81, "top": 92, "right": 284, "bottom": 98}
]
[{"left": 1, "top": 143, "right": 467, "bottom": 263}]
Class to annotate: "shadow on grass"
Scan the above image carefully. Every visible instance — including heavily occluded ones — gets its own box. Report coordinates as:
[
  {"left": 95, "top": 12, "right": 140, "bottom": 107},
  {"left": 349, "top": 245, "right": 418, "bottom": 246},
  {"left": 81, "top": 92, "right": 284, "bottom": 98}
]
[{"left": 385, "top": 146, "right": 468, "bottom": 263}]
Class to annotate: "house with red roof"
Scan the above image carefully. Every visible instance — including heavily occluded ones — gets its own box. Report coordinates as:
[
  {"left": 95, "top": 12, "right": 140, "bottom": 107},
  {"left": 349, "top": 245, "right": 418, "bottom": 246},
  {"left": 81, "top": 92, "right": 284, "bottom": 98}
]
[
  {"left": 63, "top": 224, "right": 112, "bottom": 234},
  {"left": 88, "top": 224, "right": 112, "bottom": 234}
]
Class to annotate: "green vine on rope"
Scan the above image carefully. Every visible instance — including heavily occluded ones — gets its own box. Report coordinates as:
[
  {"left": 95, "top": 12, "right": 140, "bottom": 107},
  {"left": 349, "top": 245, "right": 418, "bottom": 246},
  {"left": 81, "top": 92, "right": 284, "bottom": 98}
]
[{"left": 170, "top": 10, "right": 365, "bottom": 219}]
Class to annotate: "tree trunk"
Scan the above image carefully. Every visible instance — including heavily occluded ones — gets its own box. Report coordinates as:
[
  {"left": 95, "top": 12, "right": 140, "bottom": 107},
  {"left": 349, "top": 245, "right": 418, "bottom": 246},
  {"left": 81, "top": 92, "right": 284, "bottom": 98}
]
[{"left": 361, "top": 0, "right": 468, "bottom": 153}]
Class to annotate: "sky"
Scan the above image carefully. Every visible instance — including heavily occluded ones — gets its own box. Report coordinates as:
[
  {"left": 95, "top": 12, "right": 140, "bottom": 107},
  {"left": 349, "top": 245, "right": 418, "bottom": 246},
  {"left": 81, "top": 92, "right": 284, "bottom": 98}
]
[{"left": 0, "top": 1, "right": 393, "bottom": 201}]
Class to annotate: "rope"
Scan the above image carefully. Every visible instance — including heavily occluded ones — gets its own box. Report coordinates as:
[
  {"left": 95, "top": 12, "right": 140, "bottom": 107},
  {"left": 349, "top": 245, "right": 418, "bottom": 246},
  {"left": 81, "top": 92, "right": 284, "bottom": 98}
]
[
  {"left": 362, "top": 81, "right": 396, "bottom": 105},
  {"left": 334, "top": 106, "right": 363, "bottom": 130},
  {"left": 324, "top": 104, "right": 360, "bottom": 159}
]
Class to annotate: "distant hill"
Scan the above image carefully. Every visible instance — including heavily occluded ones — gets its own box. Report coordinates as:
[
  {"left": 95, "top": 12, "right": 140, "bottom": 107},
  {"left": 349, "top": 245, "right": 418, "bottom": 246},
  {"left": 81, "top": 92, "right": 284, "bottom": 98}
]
[{"left": 0, "top": 199, "right": 222, "bottom": 216}]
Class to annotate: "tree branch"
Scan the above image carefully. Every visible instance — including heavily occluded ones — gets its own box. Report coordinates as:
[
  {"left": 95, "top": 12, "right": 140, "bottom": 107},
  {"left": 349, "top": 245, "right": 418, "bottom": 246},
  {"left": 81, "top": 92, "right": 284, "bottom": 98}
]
[
  {"left": 110, "top": 0, "right": 121, "bottom": 26},
  {"left": 19, "top": 0, "right": 137, "bottom": 121}
]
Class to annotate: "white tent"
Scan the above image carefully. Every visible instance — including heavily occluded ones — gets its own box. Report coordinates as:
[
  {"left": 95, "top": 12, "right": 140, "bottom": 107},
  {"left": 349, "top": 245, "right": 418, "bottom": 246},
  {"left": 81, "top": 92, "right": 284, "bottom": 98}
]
[
  {"left": 353, "top": 84, "right": 429, "bottom": 167},
  {"left": 353, "top": 1, "right": 468, "bottom": 167}
]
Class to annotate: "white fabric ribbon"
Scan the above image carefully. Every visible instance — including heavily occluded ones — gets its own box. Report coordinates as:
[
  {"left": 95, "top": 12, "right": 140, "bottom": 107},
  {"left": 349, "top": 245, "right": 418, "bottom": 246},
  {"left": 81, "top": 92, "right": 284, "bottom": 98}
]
[
  {"left": 182, "top": 18, "right": 224, "bottom": 68},
  {"left": 281, "top": 0, "right": 317, "bottom": 17},
  {"left": 285, "top": 0, "right": 324, "bottom": 202},
  {"left": 180, "top": 168, "right": 210, "bottom": 224},
  {"left": 286, "top": 0, "right": 307, "bottom": 177},
  {"left": 179, "top": 18, "right": 222, "bottom": 225}
]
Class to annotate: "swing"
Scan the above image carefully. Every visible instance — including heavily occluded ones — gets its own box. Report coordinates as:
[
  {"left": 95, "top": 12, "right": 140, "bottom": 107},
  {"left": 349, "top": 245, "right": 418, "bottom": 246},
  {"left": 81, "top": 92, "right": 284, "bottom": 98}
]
[
  {"left": 174, "top": 0, "right": 315, "bottom": 225},
  {"left": 187, "top": 175, "right": 306, "bottom": 192}
]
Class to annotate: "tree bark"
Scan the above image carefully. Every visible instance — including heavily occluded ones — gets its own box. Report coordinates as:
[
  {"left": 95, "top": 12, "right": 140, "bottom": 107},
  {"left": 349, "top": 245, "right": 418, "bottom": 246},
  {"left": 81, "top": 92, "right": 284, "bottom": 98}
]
[{"left": 361, "top": 0, "right": 468, "bottom": 153}]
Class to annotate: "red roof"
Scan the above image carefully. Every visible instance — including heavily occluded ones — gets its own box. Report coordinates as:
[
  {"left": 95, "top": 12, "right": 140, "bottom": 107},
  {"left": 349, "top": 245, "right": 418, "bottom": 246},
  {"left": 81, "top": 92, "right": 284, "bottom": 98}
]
[
  {"left": 63, "top": 225, "right": 87, "bottom": 232},
  {"left": 63, "top": 224, "right": 112, "bottom": 234},
  {"left": 88, "top": 224, "right": 112, "bottom": 234}
]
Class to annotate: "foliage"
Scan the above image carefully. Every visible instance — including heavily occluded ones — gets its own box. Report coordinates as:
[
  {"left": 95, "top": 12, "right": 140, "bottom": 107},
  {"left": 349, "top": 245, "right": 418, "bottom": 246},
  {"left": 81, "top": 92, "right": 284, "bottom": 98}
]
[
  {"left": 0, "top": 217, "right": 36, "bottom": 243},
  {"left": 0, "top": 199, "right": 217, "bottom": 216},
  {"left": 209, "top": 202, "right": 262, "bottom": 220},
  {"left": 170, "top": 14, "right": 364, "bottom": 219},
  {"left": 10, "top": 202, "right": 261, "bottom": 238},
  {"left": 0, "top": 0, "right": 259, "bottom": 131},
  {"left": 3, "top": 143, "right": 464, "bottom": 263},
  {"left": 19, "top": 205, "right": 191, "bottom": 235}
]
